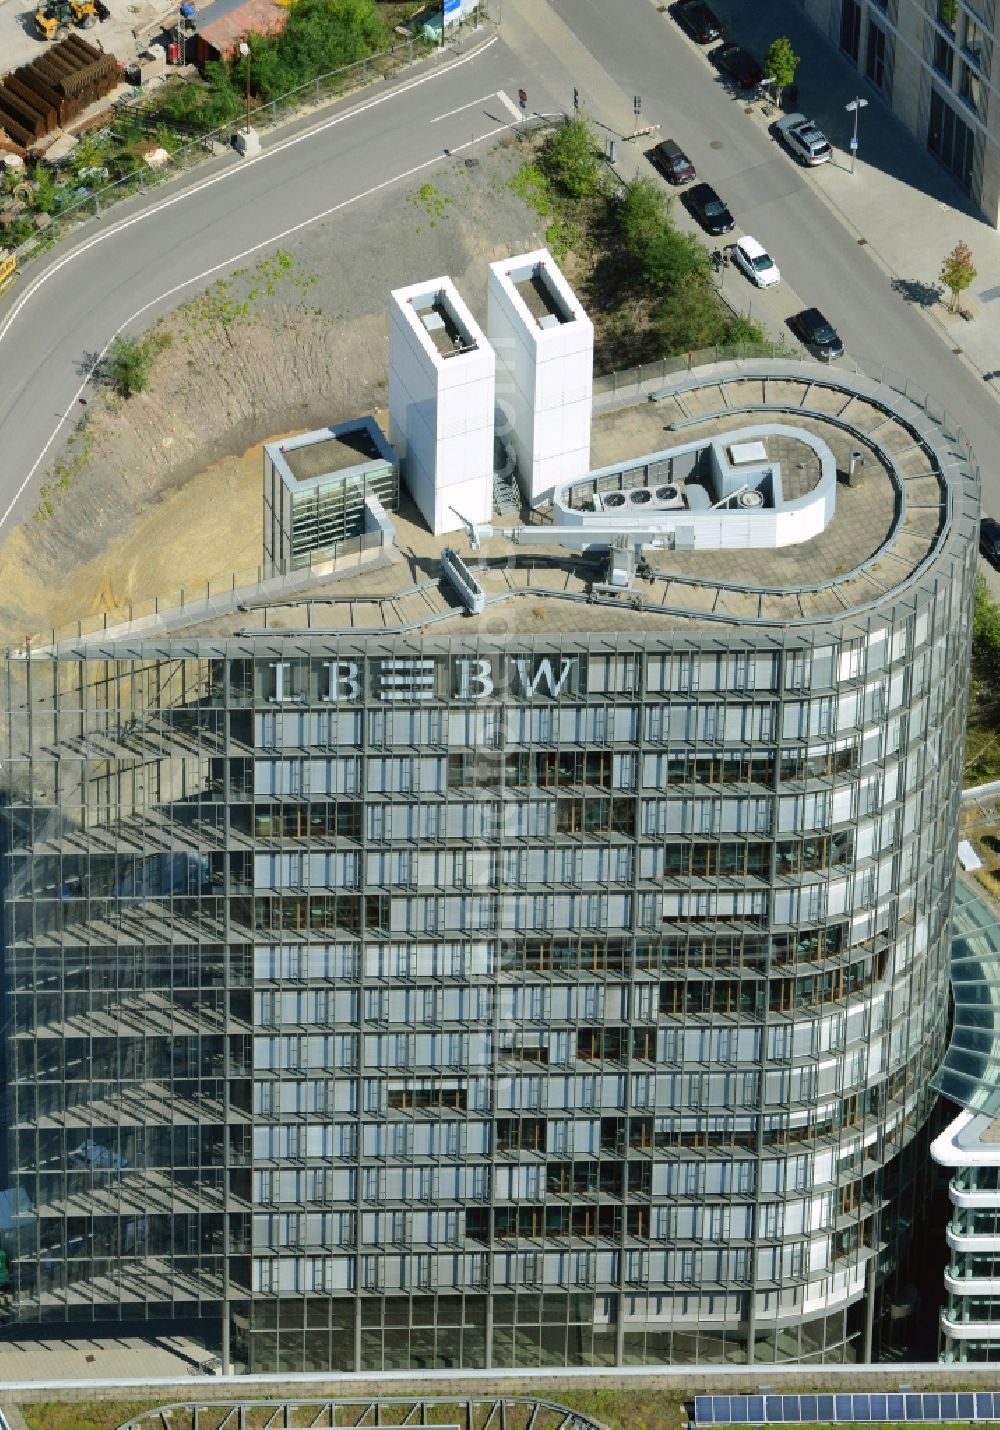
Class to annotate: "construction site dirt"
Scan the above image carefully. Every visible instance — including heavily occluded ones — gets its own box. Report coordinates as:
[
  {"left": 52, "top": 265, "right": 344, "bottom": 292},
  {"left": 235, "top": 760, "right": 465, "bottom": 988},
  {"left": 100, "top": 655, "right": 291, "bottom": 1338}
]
[{"left": 0, "top": 0, "right": 164, "bottom": 87}]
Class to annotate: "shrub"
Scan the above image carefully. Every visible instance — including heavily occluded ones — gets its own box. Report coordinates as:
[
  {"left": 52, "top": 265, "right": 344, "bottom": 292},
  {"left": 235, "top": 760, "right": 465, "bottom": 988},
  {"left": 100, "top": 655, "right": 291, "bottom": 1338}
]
[
  {"left": 233, "top": 0, "right": 386, "bottom": 103},
  {"left": 510, "top": 161, "right": 552, "bottom": 217},
  {"left": 724, "top": 313, "right": 768, "bottom": 345},
  {"left": 974, "top": 574, "right": 1000, "bottom": 675},
  {"left": 619, "top": 177, "right": 670, "bottom": 260},
  {"left": 643, "top": 226, "right": 711, "bottom": 291},
  {"left": 104, "top": 332, "right": 169, "bottom": 398},
  {"left": 656, "top": 280, "right": 728, "bottom": 352},
  {"left": 30, "top": 166, "right": 59, "bottom": 215},
  {"left": 541, "top": 117, "right": 601, "bottom": 200}
]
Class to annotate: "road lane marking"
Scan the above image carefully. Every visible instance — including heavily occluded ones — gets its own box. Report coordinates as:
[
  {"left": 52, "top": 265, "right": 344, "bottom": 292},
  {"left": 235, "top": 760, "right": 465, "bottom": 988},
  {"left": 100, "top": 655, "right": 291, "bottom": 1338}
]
[
  {"left": 431, "top": 91, "right": 500, "bottom": 121},
  {"left": 0, "top": 35, "right": 498, "bottom": 355},
  {"left": 0, "top": 119, "right": 513, "bottom": 535},
  {"left": 497, "top": 89, "right": 522, "bottom": 121}
]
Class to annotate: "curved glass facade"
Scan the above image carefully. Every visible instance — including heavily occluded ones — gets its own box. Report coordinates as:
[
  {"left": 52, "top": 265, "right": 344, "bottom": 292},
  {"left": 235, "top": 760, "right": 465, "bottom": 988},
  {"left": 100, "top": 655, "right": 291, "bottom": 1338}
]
[{"left": 0, "top": 363, "right": 979, "bottom": 1369}]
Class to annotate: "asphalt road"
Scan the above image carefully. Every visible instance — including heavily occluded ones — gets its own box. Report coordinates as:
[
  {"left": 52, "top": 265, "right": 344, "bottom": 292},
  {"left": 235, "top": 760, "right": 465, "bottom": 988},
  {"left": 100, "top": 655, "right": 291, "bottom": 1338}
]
[
  {"left": 0, "top": 35, "right": 548, "bottom": 530},
  {"left": 0, "top": 0, "right": 997, "bottom": 541}
]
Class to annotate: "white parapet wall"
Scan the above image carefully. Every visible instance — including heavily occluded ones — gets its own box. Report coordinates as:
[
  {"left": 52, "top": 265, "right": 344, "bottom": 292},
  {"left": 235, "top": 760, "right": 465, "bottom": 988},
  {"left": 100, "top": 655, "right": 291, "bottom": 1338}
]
[
  {"left": 487, "top": 249, "right": 593, "bottom": 506},
  {"left": 388, "top": 277, "right": 495, "bottom": 537}
]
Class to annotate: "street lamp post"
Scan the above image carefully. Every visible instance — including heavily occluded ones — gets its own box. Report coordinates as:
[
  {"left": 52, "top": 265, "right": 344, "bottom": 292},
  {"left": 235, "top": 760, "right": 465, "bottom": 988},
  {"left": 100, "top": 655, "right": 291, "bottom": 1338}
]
[
  {"left": 236, "top": 39, "right": 260, "bottom": 156},
  {"left": 239, "top": 39, "right": 251, "bottom": 139},
  {"left": 845, "top": 96, "right": 868, "bottom": 175}
]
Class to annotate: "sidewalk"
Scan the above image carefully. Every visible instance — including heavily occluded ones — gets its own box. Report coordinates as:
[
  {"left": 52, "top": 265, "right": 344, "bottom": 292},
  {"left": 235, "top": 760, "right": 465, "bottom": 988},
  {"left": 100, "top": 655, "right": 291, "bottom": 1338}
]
[
  {"left": 670, "top": 0, "right": 1000, "bottom": 389},
  {"left": 504, "top": 0, "right": 1000, "bottom": 390},
  {"left": 501, "top": 0, "right": 826, "bottom": 347}
]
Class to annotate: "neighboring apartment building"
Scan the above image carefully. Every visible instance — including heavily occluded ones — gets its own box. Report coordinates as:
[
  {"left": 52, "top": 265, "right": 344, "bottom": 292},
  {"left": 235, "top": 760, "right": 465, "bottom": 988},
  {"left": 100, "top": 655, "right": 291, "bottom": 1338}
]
[
  {"left": 931, "top": 882, "right": 1000, "bottom": 1362},
  {"left": 0, "top": 263, "right": 980, "bottom": 1372},
  {"left": 803, "top": 0, "right": 1000, "bottom": 224},
  {"left": 933, "top": 1109, "right": 1000, "bottom": 1361}
]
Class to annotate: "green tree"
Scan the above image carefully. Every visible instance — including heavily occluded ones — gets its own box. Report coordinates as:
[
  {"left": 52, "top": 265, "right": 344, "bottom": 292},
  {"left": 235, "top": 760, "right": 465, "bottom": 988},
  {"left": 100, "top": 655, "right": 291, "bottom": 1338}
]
[
  {"left": 105, "top": 333, "right": 164, "bottom": 398},
  {"left": 940, "top": 239, "right": 977, "bottom": 313},
  {"left": 541, "top": 117, "right": 601, "bottom": 200},
  {"left": 763, "top": 36, "right": 799, "bottom": 91}
]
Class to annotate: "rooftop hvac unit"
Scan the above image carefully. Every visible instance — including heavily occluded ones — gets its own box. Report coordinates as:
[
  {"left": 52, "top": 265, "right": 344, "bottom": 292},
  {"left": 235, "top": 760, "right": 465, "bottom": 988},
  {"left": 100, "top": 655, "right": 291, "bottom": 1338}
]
[{"left": 738, "top": 489, "right": 765, "bottom": 509}]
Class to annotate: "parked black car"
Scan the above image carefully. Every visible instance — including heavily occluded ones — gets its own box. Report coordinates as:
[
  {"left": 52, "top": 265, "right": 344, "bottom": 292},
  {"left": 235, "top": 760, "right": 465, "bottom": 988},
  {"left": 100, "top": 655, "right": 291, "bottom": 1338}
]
[
  {"left": 981, "top": 517, "right": 1000, "bottom": 562},
  {"left": 790, "top": 307, "right": 845, "bottom": 361},
  {"left": 712, "top": 43, "right": 765, "bottom": 89},
  {"left": 674, "top": 0, "right": 723, "bottom": 44},
  {"left": 684, "top": 182, "right": 734, "bottom": 235}
]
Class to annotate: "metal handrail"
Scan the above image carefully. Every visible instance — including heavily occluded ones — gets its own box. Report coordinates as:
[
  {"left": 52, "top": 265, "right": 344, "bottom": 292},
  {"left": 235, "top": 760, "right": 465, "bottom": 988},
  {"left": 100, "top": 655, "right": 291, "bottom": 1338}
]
[{"left": 116, "top": 1396, "right": 604, "bottom": 1430}]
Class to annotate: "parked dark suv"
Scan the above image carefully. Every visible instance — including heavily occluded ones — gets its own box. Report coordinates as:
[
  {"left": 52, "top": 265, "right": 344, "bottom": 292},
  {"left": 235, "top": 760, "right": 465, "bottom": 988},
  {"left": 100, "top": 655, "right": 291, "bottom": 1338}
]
[
  {"left": 684, "top": 182, "right": 734, "bottom": 235},
  {"left": 674, "top": 0, "right": 723, "bottom": 44},
  {"left": 790, "top": 308, "right": 845, "bottom": 360},
  {"left": 651, "top": 137, "right": 696, "bottom": 184},
  {"left": 712, "top": 43, "right": 765, "bottom": 89}
]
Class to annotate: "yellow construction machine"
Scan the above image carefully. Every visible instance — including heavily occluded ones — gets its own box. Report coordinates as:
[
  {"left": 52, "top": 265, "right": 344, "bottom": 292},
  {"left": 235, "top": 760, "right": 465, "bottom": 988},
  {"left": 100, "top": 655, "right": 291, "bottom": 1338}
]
[{"left": 35, "top": 0, "right": 98, "bottom": 40}]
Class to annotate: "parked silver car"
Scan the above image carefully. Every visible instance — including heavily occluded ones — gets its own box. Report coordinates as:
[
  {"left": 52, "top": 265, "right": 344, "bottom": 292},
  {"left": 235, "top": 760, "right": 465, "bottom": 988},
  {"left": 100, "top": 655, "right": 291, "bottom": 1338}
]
[{"left": 774, "top": 112, "right": 833, "bottom": 165}]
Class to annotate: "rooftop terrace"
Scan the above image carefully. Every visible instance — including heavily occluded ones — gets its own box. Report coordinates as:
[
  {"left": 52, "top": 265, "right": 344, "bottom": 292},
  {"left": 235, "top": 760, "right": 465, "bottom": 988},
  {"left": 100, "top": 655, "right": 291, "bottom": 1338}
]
[{"left": 20, "top": 360, "right": 979, "bottom": 657}]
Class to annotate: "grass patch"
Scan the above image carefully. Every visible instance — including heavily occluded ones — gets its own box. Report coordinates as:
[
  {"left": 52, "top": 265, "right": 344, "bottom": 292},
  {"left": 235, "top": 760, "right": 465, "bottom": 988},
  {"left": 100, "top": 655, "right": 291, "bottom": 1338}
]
[
  {"left": 407, "top": 181, "right": 455, "bottom": 229},
  {"left": 510, "top": 161, "right": 552, "bottom": 218},
  {"left": 22, "top": 1402, "right": 162, "bottom": 1430},
  {"left": 184, "top": 251, "right": 314, "bottom": 331},
  {"left": 33, "top": 420, "right": 93, "bottom": 522},
  {"left": 510, "top": 118, "right": 768, "bottom": 368},
  {"left": 560, "top": 1388, "right": 687, "bottom": 1429}
]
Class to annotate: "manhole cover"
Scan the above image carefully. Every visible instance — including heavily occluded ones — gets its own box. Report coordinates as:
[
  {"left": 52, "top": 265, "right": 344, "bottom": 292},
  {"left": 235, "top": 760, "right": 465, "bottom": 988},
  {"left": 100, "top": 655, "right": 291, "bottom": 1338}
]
[{"left": 710, "top": 140, "right": 723, "bottom": 149}]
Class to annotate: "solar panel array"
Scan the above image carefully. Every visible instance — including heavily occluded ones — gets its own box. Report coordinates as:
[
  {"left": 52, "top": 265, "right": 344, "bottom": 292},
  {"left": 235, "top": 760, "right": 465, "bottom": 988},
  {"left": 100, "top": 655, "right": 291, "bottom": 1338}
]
[{"left": 694, "top": 1393, "right": 1000, "bottom": 1425}]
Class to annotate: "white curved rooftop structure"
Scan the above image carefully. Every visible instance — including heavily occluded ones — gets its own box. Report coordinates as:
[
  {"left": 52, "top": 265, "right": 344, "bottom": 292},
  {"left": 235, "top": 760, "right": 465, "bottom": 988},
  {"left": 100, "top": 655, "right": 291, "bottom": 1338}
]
[{"left": 545, "top": 421, "right": 839, "bottom": 552}]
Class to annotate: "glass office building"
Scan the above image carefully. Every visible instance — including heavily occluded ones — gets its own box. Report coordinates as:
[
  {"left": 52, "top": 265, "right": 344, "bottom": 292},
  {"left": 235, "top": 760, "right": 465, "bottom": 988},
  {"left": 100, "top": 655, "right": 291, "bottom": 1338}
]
[{"left": 0, "top": 362, "right": 979, "bottom": 1370}]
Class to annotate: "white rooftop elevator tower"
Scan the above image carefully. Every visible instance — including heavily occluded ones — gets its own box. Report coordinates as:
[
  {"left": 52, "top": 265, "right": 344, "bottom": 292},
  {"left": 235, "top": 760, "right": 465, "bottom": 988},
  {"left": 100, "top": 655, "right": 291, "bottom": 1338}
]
[
  {"left": 388, "top": 278, "right": 495, "bottom": 537},
  {"left": 487, "top": 250, "right": 594, "bottom": 505}
]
